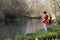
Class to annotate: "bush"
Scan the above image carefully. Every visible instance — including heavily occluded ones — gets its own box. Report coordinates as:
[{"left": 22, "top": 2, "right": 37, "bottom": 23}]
[{"left": 15, "top": 18, "right": 23, "bottom": 22}]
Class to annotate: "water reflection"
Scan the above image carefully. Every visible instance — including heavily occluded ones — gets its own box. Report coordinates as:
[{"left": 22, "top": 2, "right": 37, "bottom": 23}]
[
  {"left": 25, "top": 18, "right": 43, "bottom": 34},
  {"left": 0, "top": 17, "right": 43, "bottom": 39}
]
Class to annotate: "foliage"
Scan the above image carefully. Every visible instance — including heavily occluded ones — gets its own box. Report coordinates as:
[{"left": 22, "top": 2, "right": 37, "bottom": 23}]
[
  {"left": 15, "top": 18, "right": 23, "bottom": 22},
  {"left": 15, "top": 34, "right": 24, "bottom": 40}
]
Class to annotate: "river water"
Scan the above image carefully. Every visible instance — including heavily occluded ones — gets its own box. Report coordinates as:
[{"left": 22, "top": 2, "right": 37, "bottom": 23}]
[{"left": 0, "top": 18, "right": 43, "bottom": 39}]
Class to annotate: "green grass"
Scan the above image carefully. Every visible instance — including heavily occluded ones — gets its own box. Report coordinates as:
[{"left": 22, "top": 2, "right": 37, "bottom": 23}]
[{"left": 15, "top": 24, "right": 60, "bottom": 40}]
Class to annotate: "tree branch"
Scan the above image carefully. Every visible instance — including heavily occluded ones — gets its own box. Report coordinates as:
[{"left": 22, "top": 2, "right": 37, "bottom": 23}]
[{"left": 19, "top": 15, "right": 41, "bottom": 19}]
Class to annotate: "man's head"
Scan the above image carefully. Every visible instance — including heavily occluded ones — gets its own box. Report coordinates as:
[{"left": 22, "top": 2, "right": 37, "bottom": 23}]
[{"left": 43, "top": 11, "right": 47, "bottom": 14}]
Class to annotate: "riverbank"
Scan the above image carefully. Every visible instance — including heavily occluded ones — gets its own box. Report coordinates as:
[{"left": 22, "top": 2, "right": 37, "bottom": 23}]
[{"left": 15, "top": 24, "right": 60, "bottom": 40}]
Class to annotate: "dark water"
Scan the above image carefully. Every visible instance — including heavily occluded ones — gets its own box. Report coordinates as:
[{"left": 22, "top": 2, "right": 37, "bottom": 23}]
[{"left": 0, "top": 18, "right": 43, "bottom": 39}]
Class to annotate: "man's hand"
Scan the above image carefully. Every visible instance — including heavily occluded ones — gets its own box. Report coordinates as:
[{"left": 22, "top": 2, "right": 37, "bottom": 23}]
[
  {"left": 41, "top": 21, "right": 43, "bottom": 23},
  {"left": 41, "top": 19, "right": 45, "bottom": 23}
]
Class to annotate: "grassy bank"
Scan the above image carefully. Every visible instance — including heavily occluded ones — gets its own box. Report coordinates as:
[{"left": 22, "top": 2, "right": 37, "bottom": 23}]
[{"left": 15, "top": 24, "right": 60, "bottom": 40}]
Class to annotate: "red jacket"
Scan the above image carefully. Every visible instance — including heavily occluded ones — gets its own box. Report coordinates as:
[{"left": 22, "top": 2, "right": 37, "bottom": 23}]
[{"left": 43, "top": 14, "right": 48, "bottom": 24}]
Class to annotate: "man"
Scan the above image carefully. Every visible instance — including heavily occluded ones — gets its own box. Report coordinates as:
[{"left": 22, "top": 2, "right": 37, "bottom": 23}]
[{"left": 41, "top": 11, "right": 48, "bottom": 32}]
